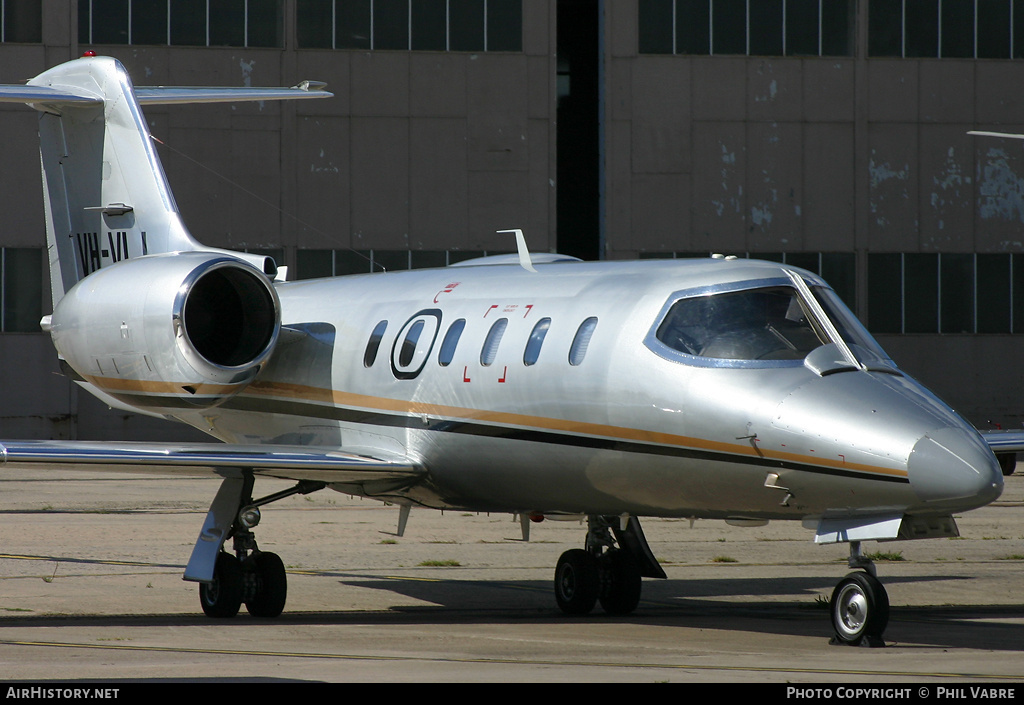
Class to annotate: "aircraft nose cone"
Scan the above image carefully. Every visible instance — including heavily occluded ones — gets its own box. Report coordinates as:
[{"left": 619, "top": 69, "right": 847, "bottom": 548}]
[{"left": 907, "top": 427, "right": 1003, "bottom": 509}]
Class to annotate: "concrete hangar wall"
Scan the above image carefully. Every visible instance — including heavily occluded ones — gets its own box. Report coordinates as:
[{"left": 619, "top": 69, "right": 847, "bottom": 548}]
[
  {"left": 0, "top": 0, "right": 1021, "bottom": 440},
  {"left": 606, "top": 0, "right": 1024, "bottom": 430}
]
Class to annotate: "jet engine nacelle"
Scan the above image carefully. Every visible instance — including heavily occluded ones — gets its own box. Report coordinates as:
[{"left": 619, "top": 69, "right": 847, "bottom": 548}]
[{"left": 48, "top": 252, "right": 280, "bottom": 408}]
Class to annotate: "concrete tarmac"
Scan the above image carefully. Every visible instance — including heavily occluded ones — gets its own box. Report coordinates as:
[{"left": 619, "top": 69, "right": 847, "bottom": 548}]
[{"left": 0, "top": 467, "right": 1023, "bottom": 683}]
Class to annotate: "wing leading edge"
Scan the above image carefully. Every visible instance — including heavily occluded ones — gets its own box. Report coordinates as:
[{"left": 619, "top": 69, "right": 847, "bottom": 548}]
[
  {"left": 980, "top": 430, "right": 1024, "bottom": 453},
  {"left": 980, "top": 430, "right": 1023, "bottom": 476},
  {"left": 0, "top": 440, "right": 421, "bottom": 485}
]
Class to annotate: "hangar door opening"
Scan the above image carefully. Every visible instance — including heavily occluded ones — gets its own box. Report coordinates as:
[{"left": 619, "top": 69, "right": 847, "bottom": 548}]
[{"left": 557, "top": 0, "right": 601, "bottom": 261}]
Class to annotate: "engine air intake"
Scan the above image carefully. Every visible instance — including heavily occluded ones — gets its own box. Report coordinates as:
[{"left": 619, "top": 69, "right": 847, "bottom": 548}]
[{"left": 183, "top": 265, "right": 277, "bottom": 368}]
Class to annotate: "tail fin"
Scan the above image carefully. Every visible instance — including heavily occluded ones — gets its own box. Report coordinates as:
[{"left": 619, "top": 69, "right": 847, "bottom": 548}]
[{"left": 0, "top": 55, "right": 331, "bottom": 307}]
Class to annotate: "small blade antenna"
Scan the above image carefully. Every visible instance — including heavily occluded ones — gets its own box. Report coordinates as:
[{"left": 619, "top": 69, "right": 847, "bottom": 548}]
[{"left": 497, "top": 229, "right": 537, "bottom": 273}]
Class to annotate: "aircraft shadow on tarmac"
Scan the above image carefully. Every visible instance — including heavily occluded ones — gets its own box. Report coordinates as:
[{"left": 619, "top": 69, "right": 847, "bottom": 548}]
[
  {"left": 323, "top": 572, "right": 1024, "bottom": 651},
  {"left": 2, "top": 573, "right": 1021, "bottom": 653}
]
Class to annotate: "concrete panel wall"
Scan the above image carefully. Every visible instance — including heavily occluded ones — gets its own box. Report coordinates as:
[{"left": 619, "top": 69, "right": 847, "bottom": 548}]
[
  {"left": 0, "top": 2, "right": 556, "bottom": 440},
  {"left": 2, "top": 1, "right": 1024, "bottom": 435},
  {"left": 603, "top": 0, "right": 1024, "bottom": 425}
]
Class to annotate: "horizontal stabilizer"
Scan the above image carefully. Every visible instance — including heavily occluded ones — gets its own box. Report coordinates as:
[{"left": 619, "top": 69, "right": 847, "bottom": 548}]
[
  {"left": 0, "top": 83, "right": 101, "bottom": 105},
  {"left": 135, "top": 83, "right": 331, "bottom": 105},
  {"left": 0, "top": 80, "right": 331, "bottom": 108},
  {"left": 0, "top": 440, "right": 420, "bottom": 485}
]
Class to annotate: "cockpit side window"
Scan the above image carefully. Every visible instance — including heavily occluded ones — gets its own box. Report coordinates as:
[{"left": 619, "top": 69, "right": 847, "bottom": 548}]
[{"left": 655, "top": 287, "right": 828, "bottom": 362}]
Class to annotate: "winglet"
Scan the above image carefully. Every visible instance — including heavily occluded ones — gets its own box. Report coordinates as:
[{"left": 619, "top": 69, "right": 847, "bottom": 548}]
[{"left": 497, "top": 229, "right": 537, "bottom": 273}]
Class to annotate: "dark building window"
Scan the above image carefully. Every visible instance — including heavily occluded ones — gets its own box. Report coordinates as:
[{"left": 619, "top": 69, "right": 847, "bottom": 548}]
[
  {"left": 869, "top": 0, "right": 1024, "bottom": 58},
  {"left": 78, "top": 0, "right": 283, "bottom": 47},
  {"left": 296, "top": 0, "right": 522, "bottom": 51},
  {"left": 640, "top": 0, "right": 854, "bottom": 56},
  {"left": 412, "top": 0, "right": 448, "bottom": 51},
  {"left": 867, "top": 253, "right": 1023, "bottom": 335},
  {"left": 295, "top": 249, "right": 510, "bottom": 278},
  {"left": 131, "top": 0, "right": 168, "bottom": 45},
  {"left": 2, "top": 0, "right": 42, "bottom": 43},
  {"left": 1, "top": 248, "right": 43, "bottom": 333}
]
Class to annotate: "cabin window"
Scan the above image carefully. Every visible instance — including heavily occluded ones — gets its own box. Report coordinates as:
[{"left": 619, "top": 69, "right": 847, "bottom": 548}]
[
  {"left": 523, "top": 318, "right": 551, "bottom": 366},
  {"left": 363, "top": 320, "right": 388, "bottom": 367},
  {"left": 569, "top": 317, "right": 598, "bottom": 366},
  {"left": 438, "top": 318, "right": 466, "bottom": 366},
  {"left": 398, "top": 320, "right": 425, "bottom": 367},
  {"left": 481, "top": 318, "right": 508, "bottom": 366},
  {"left": 656, "top": 287, "right": 826, "bottom": 361}
]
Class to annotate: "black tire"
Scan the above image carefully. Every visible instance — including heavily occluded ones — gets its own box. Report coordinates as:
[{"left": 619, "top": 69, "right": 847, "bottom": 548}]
[
  {"left": 554, "top": 549, "right": 599, "bottom": 615},
  {"left": 830, "top": 571, "right": 889, "bottom": 646},
  {"left": 245, "top": 551, "right": 288, "bottom": 618},
  {"left": 599, "top": 550, "right": 642, "bottom": 615},
  {"left": 200, "top": 552, "right": 243, "bottom": 619}
]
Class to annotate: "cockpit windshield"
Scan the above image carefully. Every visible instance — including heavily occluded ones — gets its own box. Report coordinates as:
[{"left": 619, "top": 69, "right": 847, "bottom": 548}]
[
  {"left": 655, "top": 286, "right": 828, "bottom": 361},
  {"left": 648, "top": 279, "right": 891, "bottom": 369}
]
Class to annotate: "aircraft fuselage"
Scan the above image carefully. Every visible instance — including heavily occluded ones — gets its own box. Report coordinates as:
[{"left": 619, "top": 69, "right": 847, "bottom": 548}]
[{"left": 150, "top": 256, "right": 1003, "bottom": 523}]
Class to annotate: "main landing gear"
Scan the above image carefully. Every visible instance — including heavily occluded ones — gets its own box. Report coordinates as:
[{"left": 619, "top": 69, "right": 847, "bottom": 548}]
[
  {"left": 829, "top": 541, "right": 889, "bottom": 647},
  {"left": 553, "top": 515, "right": 666, "bottom": 616},
  {"left": 192, "top": 474, "right": 326, "bottom": 619}
]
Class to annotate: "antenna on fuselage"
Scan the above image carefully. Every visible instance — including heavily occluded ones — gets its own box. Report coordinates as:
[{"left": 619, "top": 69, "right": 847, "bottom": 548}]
[{"left": 497, "top": 229, "right": 537, "bottom": 273}]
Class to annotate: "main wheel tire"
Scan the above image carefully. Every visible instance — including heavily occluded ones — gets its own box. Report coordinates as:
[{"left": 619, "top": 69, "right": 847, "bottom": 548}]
[
  {"left": 200, "top": 552, "right": 243, "bottom": 618},
  {"left": 554, "top": 549, "right": 600, "bottom": 615},
  {"left": 245, "top": 551, "right": 287, "bottom": 618},
  {"left": 599, "top": 550, "right": 642, "bottom": 615},
  {"left": 830, "top": 571, "right": 889, "bottom": 646}
]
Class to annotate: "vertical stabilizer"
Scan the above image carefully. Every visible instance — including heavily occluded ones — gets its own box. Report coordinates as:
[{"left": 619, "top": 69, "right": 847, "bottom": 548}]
[
  {"left": 0, "top": 55, "right": 332, "bottom": 308},
  {"left": 28, "top": 56, "right": 201, "bottom": 307}
]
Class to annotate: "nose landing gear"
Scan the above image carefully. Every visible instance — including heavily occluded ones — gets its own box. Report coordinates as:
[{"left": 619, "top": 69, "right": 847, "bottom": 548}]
[{"left": 829, "top": 542, "right": 889, "bottom": 647}]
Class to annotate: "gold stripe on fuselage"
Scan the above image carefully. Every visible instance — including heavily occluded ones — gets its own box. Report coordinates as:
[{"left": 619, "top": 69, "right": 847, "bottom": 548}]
[
  {"left": 82, "top": 374, "right": 244, "bottom": 397},
  {"left": 81, "top": 375, "right": 909, "bottom": 481},
  {"left": 242, "top": 379, "right": 909, "bottom": 481}
]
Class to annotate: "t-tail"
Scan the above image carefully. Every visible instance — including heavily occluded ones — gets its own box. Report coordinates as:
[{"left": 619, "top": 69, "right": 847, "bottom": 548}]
[{"left": 0, "top": 54, "right": 331, "bottom": 308}]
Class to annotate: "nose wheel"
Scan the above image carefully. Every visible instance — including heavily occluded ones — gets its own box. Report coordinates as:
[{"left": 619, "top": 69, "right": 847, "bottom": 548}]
[{"left": 829, "top": 544, "right": 890, "bottom": 647}]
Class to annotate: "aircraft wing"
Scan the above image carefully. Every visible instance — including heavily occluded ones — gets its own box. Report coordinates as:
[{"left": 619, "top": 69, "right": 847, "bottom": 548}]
[
  {"left": 0, "top": 440, "right": 421, "bottom": 486},
  {"left": 980, "top": 430, "right": 1024, "bottom": 453}
]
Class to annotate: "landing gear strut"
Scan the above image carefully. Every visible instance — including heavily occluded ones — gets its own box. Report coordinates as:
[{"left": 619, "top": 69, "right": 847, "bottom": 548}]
[
  {"left": 829, "top": 542, "right": 889, "bottom": 647},
  {"left": 553, "top": 515, "right": 665, "bottom": 616},
  {"left": 192, "top": 474, "right": 325, "bottom": 619}
]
